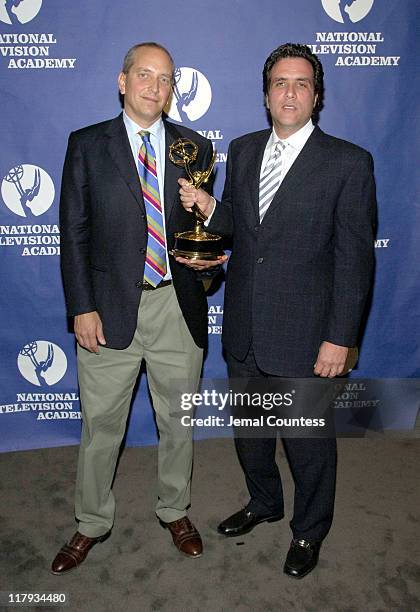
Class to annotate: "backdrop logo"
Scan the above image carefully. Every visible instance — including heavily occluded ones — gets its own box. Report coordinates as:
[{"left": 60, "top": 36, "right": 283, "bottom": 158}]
[
  {"left": 0, "top": 0, "right": 42, "bottom": 25},
  {"left": 321, "top": 0, "right": 374, "bottom": 23},
  {"left": 208, "top": 304, "right": 223, "bottom": 335},
  {"left": 1, "top": 164, "right": 55, "bottom": 217},
  {"left": 166, "top": 67, "right": 212, "bottom": 123},
  {"left": 18, "top": 341, "right": 67, "bottom": 386}
]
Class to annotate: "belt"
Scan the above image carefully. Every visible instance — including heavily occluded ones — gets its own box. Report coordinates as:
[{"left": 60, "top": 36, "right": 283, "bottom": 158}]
[{"left": 141, "top": 279, "right": 172, "bottom": 291}]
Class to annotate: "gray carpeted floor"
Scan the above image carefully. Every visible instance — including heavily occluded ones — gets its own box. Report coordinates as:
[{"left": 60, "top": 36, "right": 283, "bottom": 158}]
[{"left": 1, "top": 437, "right": 419, "bottom": 612}]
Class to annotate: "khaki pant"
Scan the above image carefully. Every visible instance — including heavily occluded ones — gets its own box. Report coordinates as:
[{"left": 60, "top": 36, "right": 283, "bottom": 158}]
[{"left": 75, "top": 284, "right": 203, "bottom": 537}]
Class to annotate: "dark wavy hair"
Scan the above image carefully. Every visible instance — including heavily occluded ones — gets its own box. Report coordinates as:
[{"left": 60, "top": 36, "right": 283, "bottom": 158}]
[{"left": 263, "top": 43, "right": 324, "bottom": 110}]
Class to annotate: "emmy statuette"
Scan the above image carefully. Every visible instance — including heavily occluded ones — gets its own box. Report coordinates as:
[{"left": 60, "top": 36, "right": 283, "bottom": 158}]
[{"left": 169, "top": 138, "right": 223, "bottom": 260}]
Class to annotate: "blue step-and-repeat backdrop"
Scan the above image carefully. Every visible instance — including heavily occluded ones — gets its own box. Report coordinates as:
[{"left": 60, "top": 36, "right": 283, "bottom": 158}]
[{"left": 0, "top": 1, "right": 418, "bottom": 451}]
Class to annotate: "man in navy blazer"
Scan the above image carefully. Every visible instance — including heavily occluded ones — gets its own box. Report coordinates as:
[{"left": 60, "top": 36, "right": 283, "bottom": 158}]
[
  {"left": 51, "top": 42, "right": 215, "bottom": 574},
  {"left": 178, "top": 43, "right": 376, "bottom": 578}
]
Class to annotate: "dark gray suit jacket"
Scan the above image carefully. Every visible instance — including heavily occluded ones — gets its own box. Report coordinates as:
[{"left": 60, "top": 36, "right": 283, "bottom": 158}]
[
  {"left": 60, "top": 113, "right": 213, "bottom": 349},
  {"left": 209, "top": 126, "right": 376, "bottom": 376}
]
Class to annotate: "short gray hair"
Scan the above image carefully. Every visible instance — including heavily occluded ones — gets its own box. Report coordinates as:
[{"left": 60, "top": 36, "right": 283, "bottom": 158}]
[{"left": 122, "top": 42, "right": 175, "bottom": 77}]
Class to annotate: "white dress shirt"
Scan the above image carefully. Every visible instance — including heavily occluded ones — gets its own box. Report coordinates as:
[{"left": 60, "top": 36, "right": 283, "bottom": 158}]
[
  {"left": 206, "top": 119, "right": 315, "bottom": 225},
  {"left": 260, "top": 119, "right": 315, "bottom": 188}
]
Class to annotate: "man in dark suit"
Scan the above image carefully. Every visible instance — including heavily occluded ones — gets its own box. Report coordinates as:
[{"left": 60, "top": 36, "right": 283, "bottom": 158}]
[
  {"left": 51, "top": 42, "right": 216, "bottom": 574},
  {"left": 178, "top": 43, "right": 376, "bottom": 578}
]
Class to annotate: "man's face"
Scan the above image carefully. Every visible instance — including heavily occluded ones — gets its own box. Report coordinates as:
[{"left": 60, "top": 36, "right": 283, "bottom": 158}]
[
  {"left": 265, "top": 57, "right": 318, "bottom": 139},
  {"left": 118, "top": 46, "right": 173, "bottom": 128}
]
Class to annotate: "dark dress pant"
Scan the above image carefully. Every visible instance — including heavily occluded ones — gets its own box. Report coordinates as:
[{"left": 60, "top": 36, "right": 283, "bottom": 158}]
[{"left": 226, "top": 345, "right": 337, "bottom": 542}]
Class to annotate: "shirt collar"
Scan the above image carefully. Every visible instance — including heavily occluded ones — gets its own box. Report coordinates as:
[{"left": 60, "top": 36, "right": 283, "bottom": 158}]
[
  {"left": 123, "top": 110, "right": 164, "bottom": 141},
  {"left": 271, "top": 119, "right": 314, "bottom": 152}
]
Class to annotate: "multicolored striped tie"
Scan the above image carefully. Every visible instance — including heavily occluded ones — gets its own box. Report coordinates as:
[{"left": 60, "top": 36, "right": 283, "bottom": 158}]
[{"left": 138, "top": 131, "right": 167, "bottom": 287}]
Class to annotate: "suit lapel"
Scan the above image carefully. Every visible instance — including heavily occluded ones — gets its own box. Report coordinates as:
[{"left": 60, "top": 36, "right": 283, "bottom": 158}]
[
  {"left": 248, "top": 130, "right": 271, "bottom": 222},
  {"left": 105, "top": 113, "right": 145, "bottom": 212},
  {"left": 163, "top": 121, "right": 185, "bottom": 223},
  {"left": 105, "top": 116, "right": 190, "bottom": 222},
  {"left": 262, "top": 126, "right": 330, "bottom": 222}
]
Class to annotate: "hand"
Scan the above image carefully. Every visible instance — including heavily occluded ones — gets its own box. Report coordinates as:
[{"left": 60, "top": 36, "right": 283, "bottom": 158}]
[
  {"left": 178, "top": 178, "right": 215, "bottom": 217},
  {"left": 314, "top": 341, "right": 349, "bottom": 378},
  {"left": 74, "top": 311, "right": 106, "bottom": 353},
  {"left": 174, "top": 253, "right": 228, "bottom": 271}
]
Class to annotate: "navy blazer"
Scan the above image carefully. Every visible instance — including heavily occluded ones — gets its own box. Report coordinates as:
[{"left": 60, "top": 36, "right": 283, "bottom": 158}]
[
  {"left": 209, "top": 126, "right": 376, "bottom": 376},
  {"left": 60, "top": 113, "right": 213, "bottom": 349}
]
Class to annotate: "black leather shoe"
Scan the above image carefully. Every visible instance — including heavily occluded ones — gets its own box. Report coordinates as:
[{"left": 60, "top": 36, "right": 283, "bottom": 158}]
[
  {"left": 283, "top": 539, "right": 321, "bottom": 579},
  {"left": 217, "top": 507, "right": 283, "bottom": 537}
]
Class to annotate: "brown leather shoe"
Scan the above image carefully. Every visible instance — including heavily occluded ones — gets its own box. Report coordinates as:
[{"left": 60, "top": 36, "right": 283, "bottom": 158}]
[
  {"left": 50, "top": 531, "right": 110, "bottom": 575},
  {"left": 160, "top": 516, "right": 203, "bottom": 558}
]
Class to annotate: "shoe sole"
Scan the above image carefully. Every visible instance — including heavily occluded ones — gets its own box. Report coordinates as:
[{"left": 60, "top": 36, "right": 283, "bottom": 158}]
[
  {"left": 217, "top": 514, "right": 284, "bottom": 537},
  {"left": 180, "top": 550, "right": 203, "bottom": 559},
  {"left": 50, "top": 566, "right": 78, "bottom": 576}
]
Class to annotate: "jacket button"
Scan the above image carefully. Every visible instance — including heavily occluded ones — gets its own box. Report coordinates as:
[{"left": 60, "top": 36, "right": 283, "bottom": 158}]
[
  {"left": 139, "top": 247, "right": 146, "bottom": 254},
  {"left": 257, "top": 257, "right": 264, "bottom": 264},
  {"left": 254, "top": 226, "right": 259, "bottom": 232},
  {"left": 135, "top": 281, "right": 142, "bottom": 288}
]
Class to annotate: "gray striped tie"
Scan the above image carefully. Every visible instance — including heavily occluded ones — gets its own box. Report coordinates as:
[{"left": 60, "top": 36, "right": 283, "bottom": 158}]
[{"left": 259, "top": 141, "right": 285, "bottom": 221}]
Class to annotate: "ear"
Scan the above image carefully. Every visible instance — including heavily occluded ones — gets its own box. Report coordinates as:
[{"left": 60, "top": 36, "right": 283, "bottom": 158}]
[
  {"left": 265, "top": 94, "right": 270, "bottom": 110},
  {"left": 313, "top": 93, "right": 318, "bottom": 109},
  {"left": 164, "top": 88, "right": 173, "bottom": 115},
  {"left": 118, "top": 72, "right": 126, "bottom": 95}
]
